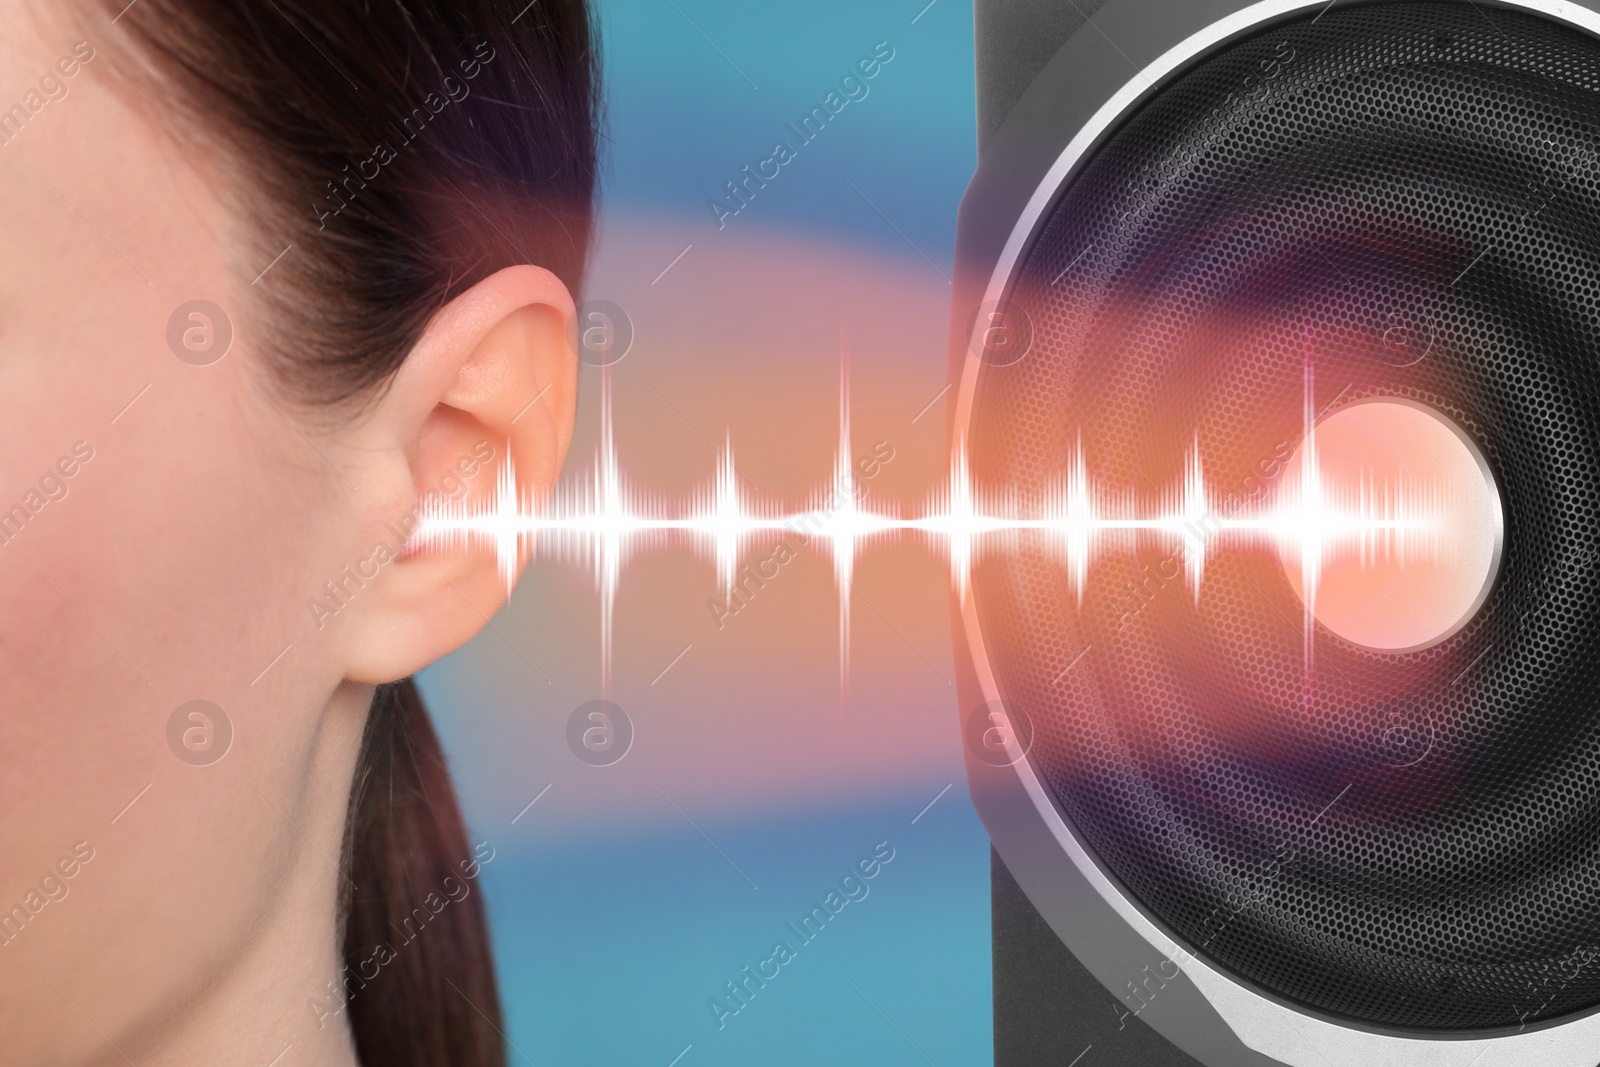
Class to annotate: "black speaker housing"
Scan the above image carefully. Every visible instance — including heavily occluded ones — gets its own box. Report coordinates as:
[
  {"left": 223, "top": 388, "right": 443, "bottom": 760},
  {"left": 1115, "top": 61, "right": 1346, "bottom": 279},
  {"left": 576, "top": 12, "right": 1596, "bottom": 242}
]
[{"left": 954, "top": 2, "right": 1600, "bottom": 1064}]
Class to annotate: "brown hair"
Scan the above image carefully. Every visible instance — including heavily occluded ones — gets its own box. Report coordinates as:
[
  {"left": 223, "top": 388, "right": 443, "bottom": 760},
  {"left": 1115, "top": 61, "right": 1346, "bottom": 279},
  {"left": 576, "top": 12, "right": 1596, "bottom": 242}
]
[
  {"left": 342, "top": 680, "right": 505, "bottom": 1065},
  {"left": 79, "top": 1, "right": 601, "bottom": 1063},
  {"left": 88, "top": 0, "right": 599, "bottom": 410}
]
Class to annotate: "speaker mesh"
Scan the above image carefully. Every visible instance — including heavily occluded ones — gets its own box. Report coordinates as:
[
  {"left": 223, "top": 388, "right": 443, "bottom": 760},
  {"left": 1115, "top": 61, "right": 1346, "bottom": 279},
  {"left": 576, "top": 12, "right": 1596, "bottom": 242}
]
[{"left": 970, "top": 1, "right": 1600, "bottom": 1032}]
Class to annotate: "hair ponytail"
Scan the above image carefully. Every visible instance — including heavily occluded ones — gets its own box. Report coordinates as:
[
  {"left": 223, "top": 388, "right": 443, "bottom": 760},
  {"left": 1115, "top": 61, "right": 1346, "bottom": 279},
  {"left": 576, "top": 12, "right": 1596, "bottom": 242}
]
[{"left": 341, "top": 680, "right": 504, "bottom": 1067}]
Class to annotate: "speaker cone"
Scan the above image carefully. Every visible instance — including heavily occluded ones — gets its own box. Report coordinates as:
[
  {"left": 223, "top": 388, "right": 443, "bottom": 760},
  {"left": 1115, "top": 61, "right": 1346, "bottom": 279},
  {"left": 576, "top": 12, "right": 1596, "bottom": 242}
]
[{"left": 966, "top": 0, "right": 1600, "bottom": 1034}]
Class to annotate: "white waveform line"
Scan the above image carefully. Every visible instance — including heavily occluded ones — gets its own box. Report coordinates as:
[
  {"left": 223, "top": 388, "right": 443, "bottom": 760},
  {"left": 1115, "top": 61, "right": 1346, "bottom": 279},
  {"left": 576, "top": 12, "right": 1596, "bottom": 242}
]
[
  {"left": 1299, "top": 351, "right": 1321, "bottom": 693},
  {"left": 1179, "top": 433, "right": 1210, "bottom": 604},
  {"left": 597, "top": 370, "right": 622, "bottom": 690},
  {"left": 410, "top": 386, "right": 1442, "bottom": 691},
  {"left": 835, "top": 329, "right": 854, "bottom": 702}
]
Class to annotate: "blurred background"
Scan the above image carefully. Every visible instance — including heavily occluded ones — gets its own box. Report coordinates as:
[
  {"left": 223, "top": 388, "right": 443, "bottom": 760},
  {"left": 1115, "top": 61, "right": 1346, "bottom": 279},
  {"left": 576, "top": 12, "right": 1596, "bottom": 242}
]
[{"left": 418, "top": 1, "right": 991, "bottom": 1064}]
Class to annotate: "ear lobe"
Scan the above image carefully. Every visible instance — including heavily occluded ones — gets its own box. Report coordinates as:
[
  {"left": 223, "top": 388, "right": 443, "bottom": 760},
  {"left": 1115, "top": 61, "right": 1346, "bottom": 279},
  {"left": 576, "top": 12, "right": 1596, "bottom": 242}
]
[{"left": 334, "top": 264, "right": 578, "bottom": 685}]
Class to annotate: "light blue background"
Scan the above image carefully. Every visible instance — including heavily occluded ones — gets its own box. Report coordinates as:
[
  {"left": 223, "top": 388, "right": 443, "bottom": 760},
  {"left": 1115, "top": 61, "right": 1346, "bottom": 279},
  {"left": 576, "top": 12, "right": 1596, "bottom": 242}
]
[{"left": 424, "top": 2, "right": 989, "bottom": 1064}]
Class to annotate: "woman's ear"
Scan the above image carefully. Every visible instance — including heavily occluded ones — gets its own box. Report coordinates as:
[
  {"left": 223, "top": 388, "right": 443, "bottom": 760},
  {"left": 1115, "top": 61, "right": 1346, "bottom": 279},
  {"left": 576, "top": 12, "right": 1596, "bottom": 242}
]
[{"left": 331, "top": 264, "right": 578, "bottom": 684}]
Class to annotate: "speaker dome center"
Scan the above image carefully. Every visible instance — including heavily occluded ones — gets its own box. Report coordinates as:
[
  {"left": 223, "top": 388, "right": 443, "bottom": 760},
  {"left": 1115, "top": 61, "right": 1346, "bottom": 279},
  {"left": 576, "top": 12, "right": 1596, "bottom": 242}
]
[{"left": 1278, "top": 399, "right": 1503, "bottom": 652}]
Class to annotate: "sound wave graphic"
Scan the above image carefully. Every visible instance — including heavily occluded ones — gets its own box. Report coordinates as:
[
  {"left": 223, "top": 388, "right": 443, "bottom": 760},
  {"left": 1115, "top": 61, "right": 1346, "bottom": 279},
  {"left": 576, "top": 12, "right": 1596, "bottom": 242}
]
[{"left": 410, "top": 364, "right": 1448, "bottom": 692}]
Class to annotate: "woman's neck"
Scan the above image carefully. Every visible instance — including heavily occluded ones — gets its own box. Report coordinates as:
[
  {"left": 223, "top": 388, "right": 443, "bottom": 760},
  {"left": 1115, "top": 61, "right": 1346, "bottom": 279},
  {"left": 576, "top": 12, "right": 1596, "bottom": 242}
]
[{"left": 131, "top": 681, "right": 374, "bottom": 1067}]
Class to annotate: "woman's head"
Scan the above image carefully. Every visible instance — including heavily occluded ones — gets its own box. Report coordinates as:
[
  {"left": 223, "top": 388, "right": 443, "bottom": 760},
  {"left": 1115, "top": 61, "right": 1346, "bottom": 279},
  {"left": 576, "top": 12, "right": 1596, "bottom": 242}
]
[{"left": 0, "top": 1, "right": 597, "bottom": 1063}]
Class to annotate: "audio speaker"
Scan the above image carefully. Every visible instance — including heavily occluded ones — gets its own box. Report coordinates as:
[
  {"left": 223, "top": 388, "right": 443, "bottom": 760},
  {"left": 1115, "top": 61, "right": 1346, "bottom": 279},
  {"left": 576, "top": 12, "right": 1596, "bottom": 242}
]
[{"left": 952, "top": 2, "right": 1600, "bottom": 1064}]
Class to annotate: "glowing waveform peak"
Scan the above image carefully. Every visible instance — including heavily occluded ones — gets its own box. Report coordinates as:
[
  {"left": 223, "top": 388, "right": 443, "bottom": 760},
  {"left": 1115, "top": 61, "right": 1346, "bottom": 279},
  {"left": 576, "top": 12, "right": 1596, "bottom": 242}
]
[{"left": 410, "top": 375, "right": 1442, "bottom": 691}]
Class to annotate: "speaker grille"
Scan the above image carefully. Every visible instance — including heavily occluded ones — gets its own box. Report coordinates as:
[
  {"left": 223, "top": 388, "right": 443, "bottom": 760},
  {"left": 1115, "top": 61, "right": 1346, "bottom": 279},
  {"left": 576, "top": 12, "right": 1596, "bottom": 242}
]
[{"left": 971, "top": 1, "right": 1600, "bottom": 1032}]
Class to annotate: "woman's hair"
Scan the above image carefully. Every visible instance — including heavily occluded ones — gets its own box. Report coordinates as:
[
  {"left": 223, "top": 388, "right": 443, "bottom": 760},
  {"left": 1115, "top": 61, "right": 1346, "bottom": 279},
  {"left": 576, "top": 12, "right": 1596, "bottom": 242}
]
[{"left": 79, "top": 1, "right": 601, "bottom": 1063}]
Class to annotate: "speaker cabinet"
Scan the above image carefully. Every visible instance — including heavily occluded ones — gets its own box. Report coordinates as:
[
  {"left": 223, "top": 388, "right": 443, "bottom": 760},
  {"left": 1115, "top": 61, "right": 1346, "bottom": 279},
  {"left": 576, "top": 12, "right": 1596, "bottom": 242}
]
[{"left": 954, "top": 3, "right": 1600, "bottom": 1064}]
